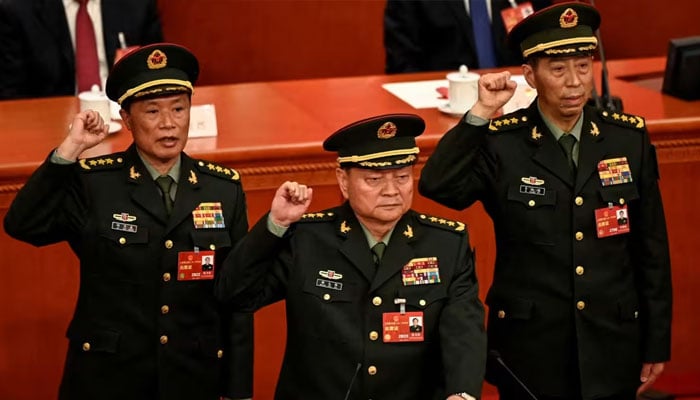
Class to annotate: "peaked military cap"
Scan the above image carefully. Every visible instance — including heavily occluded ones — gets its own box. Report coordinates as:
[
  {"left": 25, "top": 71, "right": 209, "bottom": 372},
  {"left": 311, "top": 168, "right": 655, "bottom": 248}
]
[
  {"left": 323, "top": 114, "right": 424, "bottom": 169},
  {"left": 106, "top": 43, "right": 199, "bottom": 105},
  {"left": 508, "top": 2, "right": 600, "bottom": 59}
]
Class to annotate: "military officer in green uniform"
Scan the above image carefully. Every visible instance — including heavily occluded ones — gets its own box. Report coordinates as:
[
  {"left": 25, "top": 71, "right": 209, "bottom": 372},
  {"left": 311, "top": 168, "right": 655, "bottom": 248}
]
[
  {"left": 419, "top": 3, "right": 672, "bottom": 399},
  {"left": 216, "top": 114, "right": 486, "bottom": 400},
  {"left": 4, "top": 43, "right": 253, "bottom": 400}
]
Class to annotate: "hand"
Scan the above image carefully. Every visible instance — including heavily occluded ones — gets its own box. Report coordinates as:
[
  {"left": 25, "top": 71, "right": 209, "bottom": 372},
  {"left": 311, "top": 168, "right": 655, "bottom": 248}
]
[
  {"left": 56, "top": 110, "right": 110, "bottom": 161},
  {"left": 470, "top": 71, "right": 518, "bottom": 120},
  {"left": 637, "top": 362, "right": 665, "bottom": 395},
  {"left": 269, "top": 181, "right": 313, "bottom": 227}
]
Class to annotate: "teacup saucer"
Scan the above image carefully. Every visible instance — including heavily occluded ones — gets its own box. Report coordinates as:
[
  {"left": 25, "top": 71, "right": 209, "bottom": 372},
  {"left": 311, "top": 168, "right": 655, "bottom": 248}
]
[
  {"left": 437, "top": 103, "right": 467, "bottom": 118},
  {"left": 108, "top": 121, "right": 122, "bottom": 134}
]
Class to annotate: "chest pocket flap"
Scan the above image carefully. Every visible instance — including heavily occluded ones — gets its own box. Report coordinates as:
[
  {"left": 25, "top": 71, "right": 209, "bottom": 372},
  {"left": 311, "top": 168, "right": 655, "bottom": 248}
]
[{"left": 190, "top": 230, "right": 232, "bottom": 251}]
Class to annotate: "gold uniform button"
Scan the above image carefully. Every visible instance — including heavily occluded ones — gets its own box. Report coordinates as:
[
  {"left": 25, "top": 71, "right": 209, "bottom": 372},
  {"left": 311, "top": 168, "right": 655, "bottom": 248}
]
[
  {"left": 367, "top": 366, "right": 377, "bottom": 375},
  {"left": 619, "top": 198, "right": 625, "bottom": 205},
  {"left": 497, "top": 310, "right": 506, "bottom": 319},
  {"left": 164, "top": 240, "right": 173, "bottom": 249},
  {"left": 209, "top": 244, "right": 216, "bottom": 250},
  {"left": 160, "top": 335, "right": 168, "bottom": 344},
  {"left": 528, "top": 200, "right": 536, "bottom": 207},
  {"left": 575, "top": 196, "right": 584, "bottom": 206},
  {"left": 323, "top": 293, "right": 331, "bottom": 301},
  {"left": 372, "top": 296, "right": 382, "bottom": 306},
  {"left": 576, "top": 301, "right": 586, "bottom": 310},
  {"left": 369, "top": 331, "right": 379, "bottom": 341},
  {"left": 82, "top": 342, "right": 91, "bottom": 351},
  {"left": 575, "top": 266, "right": 584, "bottom": 276},
  {"left": 217, "top": 349, "right": 224, "bottom": 359},
  {"left": 575, "top": 232, "right": 584, "bottom": 241},
  {"left": 162, "top": 272, "right": 171, "bottom": 282},
  {"left": 419, "top": 299, "right": 426, "bottom": 307},
  {"left": 119, "top": 237, "right": 126, "bottom": 245},
  {"left": 161, "top": 305, "right": 170, "bottom": 314}
]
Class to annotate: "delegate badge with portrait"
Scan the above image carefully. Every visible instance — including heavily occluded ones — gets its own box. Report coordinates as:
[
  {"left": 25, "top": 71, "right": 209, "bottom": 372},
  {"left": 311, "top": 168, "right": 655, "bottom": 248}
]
[
  {"left": 382, "top": 311, "right": 424, "bottom": 343},
  {"left": 594, "top": 205, "right": 630, "bottom": 238},
  {"left": 177, "top": 250, "right": 216, "bottom": 280}
]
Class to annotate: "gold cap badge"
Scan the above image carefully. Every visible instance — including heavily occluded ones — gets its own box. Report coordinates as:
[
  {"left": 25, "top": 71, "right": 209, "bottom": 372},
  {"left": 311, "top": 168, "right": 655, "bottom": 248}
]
[{"left": 147, "top": 49, "right": 167, "bottom": 70}]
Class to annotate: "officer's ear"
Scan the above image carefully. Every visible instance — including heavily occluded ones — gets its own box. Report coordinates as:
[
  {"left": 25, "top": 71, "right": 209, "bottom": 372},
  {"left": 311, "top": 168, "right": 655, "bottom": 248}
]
[
  {"left": 119, "top": 109, "right": 131, "bottom": 131},
  {"left": 336, "top": 168, "right": 350, "bottom": 200}
]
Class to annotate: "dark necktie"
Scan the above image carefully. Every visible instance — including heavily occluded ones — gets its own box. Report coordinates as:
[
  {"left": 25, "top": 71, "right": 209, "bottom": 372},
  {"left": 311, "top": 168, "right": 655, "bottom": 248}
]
[
  {"left": 371, "top": 242, "right": 386, "bottom": 267},
  {"left": 558, "top": 134, "right": 577, "bottom": 175},
  {"left": 469, "top": 0, "right": 497, "bottom": 68},
  {"left": 155, "top": 176, "right": 174, "bottom": 215},
  {"left": 75, "top": 0, "right": 101, "bottom": 92}
]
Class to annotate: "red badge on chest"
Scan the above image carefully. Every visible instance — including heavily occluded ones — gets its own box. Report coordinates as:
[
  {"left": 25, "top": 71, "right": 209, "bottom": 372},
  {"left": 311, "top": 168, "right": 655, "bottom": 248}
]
[
  {"left": 594, "top": 205, "right": 630, "bottom": 238},
  {"left": 177, "top": 251, "right": 216, "bottom": 280},
  {"left": 382, "top": 311, "right": 425, "bottom": 342}
]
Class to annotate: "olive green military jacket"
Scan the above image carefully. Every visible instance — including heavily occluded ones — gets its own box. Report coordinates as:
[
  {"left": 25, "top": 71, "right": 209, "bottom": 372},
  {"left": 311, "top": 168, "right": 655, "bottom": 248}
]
[
  {"left": 419, "top": 102, "right": 672, "bottom": 399},
  {"left": 4, "top": 144, "right": 253, "bottom": 400},
  {"left": 217, "top": 202, "right": 486, "bottom": 400}
]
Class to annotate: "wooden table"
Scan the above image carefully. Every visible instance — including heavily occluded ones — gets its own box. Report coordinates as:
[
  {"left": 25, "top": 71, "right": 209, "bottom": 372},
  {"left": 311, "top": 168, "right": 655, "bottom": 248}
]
[{"left": 1, "top": 57, "right": 699, "bottom": 399}]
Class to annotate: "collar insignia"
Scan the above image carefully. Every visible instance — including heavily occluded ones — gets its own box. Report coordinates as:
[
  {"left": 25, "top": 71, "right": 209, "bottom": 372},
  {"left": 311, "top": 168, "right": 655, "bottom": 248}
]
[
  {"left": 531, "top": 126, "right": 543, "bottom": 140},
  {"left": 129, "top": 166, "right": 141, "bottom": 180},
  {"left": 403, "top": 224, "right": 414, "bottom": 238},
  {"left": 340, "top": 220, "right": 351, "bottom": 234},
  {"left": 590, "top": 121, "right": 600, "bottom": 136},
  {"left": 188, "top": 170, "right": 198, "bottom": 184}
]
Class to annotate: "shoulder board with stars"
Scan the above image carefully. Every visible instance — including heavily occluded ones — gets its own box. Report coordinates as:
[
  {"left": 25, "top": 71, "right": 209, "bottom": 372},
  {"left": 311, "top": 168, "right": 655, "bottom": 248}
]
[
  {"left": 416, "top": 214, "right": 466, "bottom": 234},
  {"left": 488, "top": 112, "right": 530, "bottom": 132},
  {"left": 298, "top": 211, "right": 337, "bottom": 223},
  {"left": 78, "top": 153, "right": 126, "bottom": 172},
  {"left": 599, "top": 110, "right": 645, "bottom": 131},
  {"left": 195, "top": 160, "right": 241, "bottom": 182}
]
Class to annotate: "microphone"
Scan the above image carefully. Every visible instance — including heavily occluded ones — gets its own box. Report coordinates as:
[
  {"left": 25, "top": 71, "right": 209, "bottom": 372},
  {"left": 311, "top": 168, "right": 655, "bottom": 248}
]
[
  {"left": 488, "top": 350, "right": 539, "bottom": 400},
  {"left": 343, "top": 362, "right": 362, "bottom": 400},
  {"left": 588, "top": 0, "right": 623, "bottom": 112}
]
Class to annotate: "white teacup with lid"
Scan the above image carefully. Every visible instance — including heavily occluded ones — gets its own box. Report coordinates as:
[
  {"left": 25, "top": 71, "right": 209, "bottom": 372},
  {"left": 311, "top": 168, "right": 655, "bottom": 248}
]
[
  {"left": 446, "top": 65, "right": 480, "bottom": 114},
  {"left": 78, "top": 84, "right": 111, "bottom": 124}
]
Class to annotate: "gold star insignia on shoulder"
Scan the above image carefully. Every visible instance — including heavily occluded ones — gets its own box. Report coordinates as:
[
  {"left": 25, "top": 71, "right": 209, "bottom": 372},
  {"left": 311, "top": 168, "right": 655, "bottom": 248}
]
[
  {"left": 299, "top": 211, "right": 337, "bottom": 224},
  {"left": 196, "top": 160, "right": 241, "bottom": 182},
  {"left": 79, "top": 153, "right": 125, "bottom": 171},
  {"left": 488, "top": 112, "right": 528, "bottom": 133},
  {"left": 188, "top": 170, "right": 198, "bottom": 184},
  {"left": 403, "top": 225, "right": 413, "bottom": 238},
  {"left": 590, "top": 122, "right": 600, "bottom": 136},
  {"left": 418, "top": 214, "right": 466, "bottom": 234},
  {"left": 600, "top": 110, "right": 645, "bottom": 130}
]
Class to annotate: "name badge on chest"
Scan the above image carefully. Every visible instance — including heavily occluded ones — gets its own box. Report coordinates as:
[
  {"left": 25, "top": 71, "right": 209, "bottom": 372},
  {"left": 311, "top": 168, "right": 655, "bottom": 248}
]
[
  {"left": 382, "top": 311, "right": 424, "bottom": 343},
  {"left": 594, "top": 205, "right": 630, "bottom": 238},
  {"left": 177, "top": 250, "right": 216, "bottom": 280}
]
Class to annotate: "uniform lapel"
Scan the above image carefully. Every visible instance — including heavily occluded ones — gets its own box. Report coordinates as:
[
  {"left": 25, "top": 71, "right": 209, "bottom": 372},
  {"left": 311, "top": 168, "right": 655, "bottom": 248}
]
[
  {"left": 124, "top": 147, "right": 169, "bottom": 225},
  {"left": 526, "top": 105, "right": 576, "bottom": 187},
  {"left": 369, "top": 213, "right": 417, "bottom": 293},
  {"left": 165, "top": 154, "right": 202, "bottom": 234},
  {"left": 336, "top": 205, "right": 376, "bottom": 283},
  {"left": 575, "top": 108, "right": 607, "bottom": 193}
]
